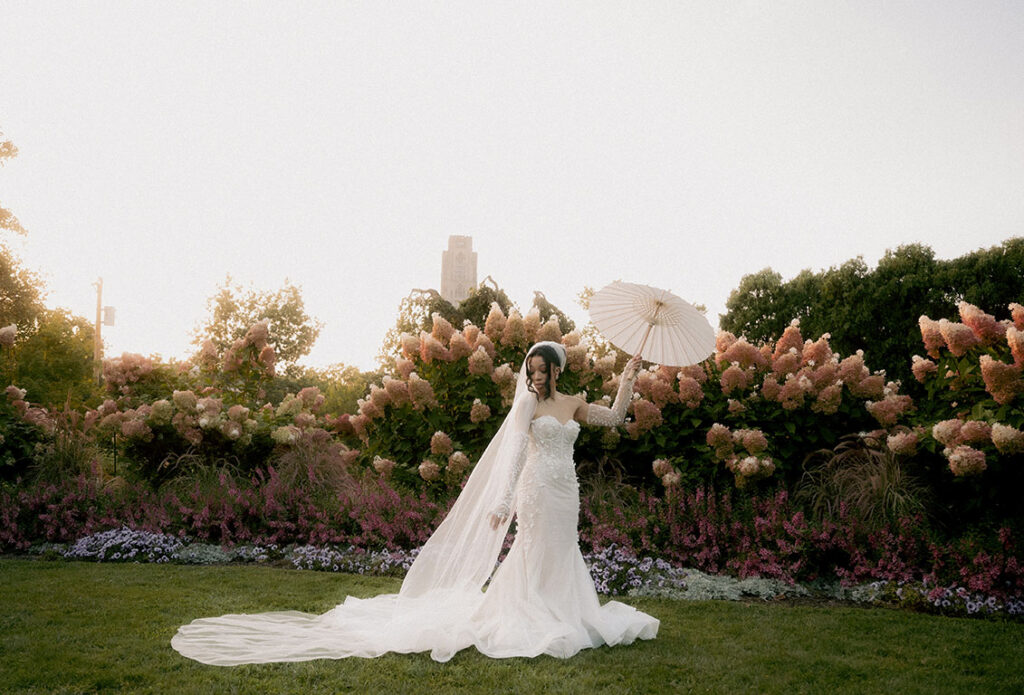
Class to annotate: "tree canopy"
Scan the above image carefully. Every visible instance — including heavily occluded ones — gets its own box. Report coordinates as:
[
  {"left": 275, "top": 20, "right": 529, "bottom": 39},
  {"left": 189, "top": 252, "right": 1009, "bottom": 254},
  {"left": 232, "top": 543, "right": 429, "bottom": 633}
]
[
  {"left": 720, "top": 239, "right": 1024, "bottom": 385},
  {"left": 192, "top": 276, "right": 323, "bottom": 368}
]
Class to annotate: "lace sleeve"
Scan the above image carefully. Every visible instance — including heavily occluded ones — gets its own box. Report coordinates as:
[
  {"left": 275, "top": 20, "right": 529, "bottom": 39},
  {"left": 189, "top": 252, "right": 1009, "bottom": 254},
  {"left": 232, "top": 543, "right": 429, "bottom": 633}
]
[
  {"left": 586, "top": 372, "right": 637, "bottom": 427},
  {"left": 492, "top": 431, "right": 529, "bottom": 519}
]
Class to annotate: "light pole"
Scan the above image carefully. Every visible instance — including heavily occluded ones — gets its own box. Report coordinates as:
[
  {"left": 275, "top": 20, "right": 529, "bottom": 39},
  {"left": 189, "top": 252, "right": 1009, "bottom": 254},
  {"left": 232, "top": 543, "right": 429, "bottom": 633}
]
[{"left": 93, "top": 277, "right": 103, "bottom": 384}]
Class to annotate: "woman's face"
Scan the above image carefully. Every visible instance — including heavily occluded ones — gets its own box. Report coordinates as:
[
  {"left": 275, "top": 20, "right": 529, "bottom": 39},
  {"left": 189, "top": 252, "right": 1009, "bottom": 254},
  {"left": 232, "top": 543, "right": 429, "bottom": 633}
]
[{"left": 528, "top": 354, "right": 557, "bottom": 397}]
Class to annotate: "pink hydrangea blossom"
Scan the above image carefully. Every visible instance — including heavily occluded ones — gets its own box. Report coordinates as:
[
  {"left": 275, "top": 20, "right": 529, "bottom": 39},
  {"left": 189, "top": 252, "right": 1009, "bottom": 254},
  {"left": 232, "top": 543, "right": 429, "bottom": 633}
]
[
  {"left": 837, "top": 352, "right": 868, "bottom": 388},
  {"left": 372, "top": 456, "right": 396, "bottom": 477},
  {"left": 1007, "top": 326, "right": 1024, "bottom": 367},
  {"left": 801, "top": 334, "right": 833, "bottom": 367},
  {"left": 294, "top": 412, "right": 316, "bottom": 429},
  {"left": 919, "top": 316, "right": 945, "bottom": 358},
  {"left": 357, "top": 397, "right": 382, "bottom": 420},
  {"left": 420, "top": 332, "right": 449, "bottom": 363},
  {"left": 258, "top": 346, "right": 276, "bottom": 372},
  {"left": 349, "top": 413, "right": 369, "bottom": 441},
  {"left": 979, "top": 355, "right": 1023, "bottom": 405},
  {"left": 887, "top": 430, "right": 919, "bottom": 456},
  {"left": 120, "top": 417, "right": 152, "bottom": 441},
  {"left": 727, "top": 398, "right": 746, "bottom": 414},
  {"left": 626, "top": 399, "right": 663, "bottom": 438},
  {"left": 678, "top": 375, "right": 704, "bottom": 409},
  {"left": 849, "top": 374, "right": 885, "bottom": 400},
  {"left": 911, "top": 355, "right": 938, "bottom": 382},
  {"left": 938, "top": 319, "right": 979, "bottom": 357},
  {"left": 777, "top": 374, "right": 807, "bottom": 410},
  {"left": 566, "top": 345, "right": 589, "bottom": 373},
  {"left": 227, "top": 404, "right": 249, "bottom": 422},
  {"left": 536, "top": 317, "right": 562, "bottom": 343},
  {"left": 734, "top": 428, "right": 768, "bottom": 454},
  {"left": 772, "top": 350, "right": 801, "bottom": 379},
  {"left": 720, "top": 364, "right": 750, "bottom": 395},
  {"left": 196, "top": 397, "right": 223, "bottom": 415},
  {"left": 706, "top": 423, "right": 733, "bottom": 458},
  {"left": 474, "top": 333, "right": 497, "bottom": 359},
  {"left": 761, "top": 375, "right": 782, "bottom": 402},
  {"left": 470, "top": 399, "right": 491, "bottom": 423},
  {"left": 447, "top": 332, "right": 473, "bottom": 361},
  {"left": 430, "top": 431, "right": 454, "bottom": 456},
  {"left": 418, "top": 460, "right": 441, "bottom": 481},
  {"left": 483, "top": 303, "right": 507, "bottom": 341},
  {"left": 221, "top": 420, "right": 243, "bottom": 440},
  {"left": 368, "top": 384, "right": 391, "bottom": 410},
  {"left": 806, "top": 361, "right": 839, "bottom": 392},
  {"left": 395, "top": 357, "right": 415, "bottom": 380},
  {"left": 652, "top": 458, "right": 673, "bottom": 477},
  {"left": 676, "top": 364, "right": 705, "bottom": 385},
  {"left": 991, "top": 423, "right": 1024, "bottom": 454},
  {"left": 502, "top": 310, "right": 527, "bottom": 348},
  {"left": 932, "top": 419, "right": 963, "bottom": 447},
  {"left": 958, "top": 420, "right": 992, "bottom": 445},
  {"left": 593, "top": 355, "right": 616, "bottom": 379},
  {"left": 383, "top": 376, "right": 411, "bottom": 407},
  {"left": 491, "top": 363, "right": 515, "bottom": 388},
  {"left": 958, "top": 302, "right": 1005, "bottom": 344},
  {"left": 5, "top": 385, "right": 26, "bottom": 401},
  {"left": 431, "top": 313, "right": 455, "bottom": 344},
  {"left": 463, "top": 323, "right": 481, "bottom": 348},
  {"left": 0, "top": 324, "right": 16, "bottom": 346},
  {"left": 244, "top": 320, "right": 270, "bottom": 349},
  {"left": 448, "top": 451, "right": 472, "bottom": 476},
  {"left": 400, "top": 333, "right": 420, "bottom": 359},
  {"left": 407, "top": 373, "right": 438, "bottom": 409},
  {"left": 522, "top": 308, "right": 542, "bottom": 342},
  {"left": 468, "top": 346, "right": 494, "bottom": 376},
  {"left": 298, "top": 386, "right": 324, "bottom": 410},
  {"left": 773, "top": 320, "right": 804, "bottom": 361},
  {"left": 1011, "top": 303, "right": 1024, "bottom": 331},
  {"left": 812, "top": 384, "right": 842, "bottom": 415},
  {"left": 945, "top": 445, "right": 986, "bottom": 476},
  {"left": 562, "top": 330, "right": 582, "bottom": 347},
  {"left": 865, "top": 394, "right": 913, "bottom": 427},
  {"left": 719, "top": 337, "right": 767, "bottom": 369},
  {"left": 715, "top": 331, "right": 738, "bottom": 357},
  {"left": 661, "top": 471, "right": 682, "bottom": 487}
]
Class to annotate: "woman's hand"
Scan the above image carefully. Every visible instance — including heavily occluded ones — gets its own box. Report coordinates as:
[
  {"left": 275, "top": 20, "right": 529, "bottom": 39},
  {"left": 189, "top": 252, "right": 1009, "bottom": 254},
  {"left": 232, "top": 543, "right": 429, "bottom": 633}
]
[
  {"left": 623, "top": 354, "right": 643, "bottom": 380},
  {"left": 488, "top": 512, "right": 507, "bottom": 530}
]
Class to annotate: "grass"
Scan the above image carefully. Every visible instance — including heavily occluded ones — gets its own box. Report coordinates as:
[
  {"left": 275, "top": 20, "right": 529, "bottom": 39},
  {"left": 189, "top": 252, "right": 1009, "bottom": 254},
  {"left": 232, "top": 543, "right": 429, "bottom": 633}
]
[{"left": 2, "top": 558, "right": 1023, "bottom": 695}]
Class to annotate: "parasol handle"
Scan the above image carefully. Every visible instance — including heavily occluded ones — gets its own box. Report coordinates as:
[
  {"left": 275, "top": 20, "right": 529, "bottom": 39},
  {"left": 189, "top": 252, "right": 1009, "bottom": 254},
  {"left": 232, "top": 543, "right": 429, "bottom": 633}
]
[{"left": 635, "top": 301, "right": 664, "bottom": 358}]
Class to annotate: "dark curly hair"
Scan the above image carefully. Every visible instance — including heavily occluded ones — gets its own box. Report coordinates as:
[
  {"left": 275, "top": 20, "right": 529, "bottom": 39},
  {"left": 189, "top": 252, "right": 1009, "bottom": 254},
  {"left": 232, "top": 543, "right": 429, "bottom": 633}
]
[{"left": 525, "top": 344, "right": 561, "bottom": 400}]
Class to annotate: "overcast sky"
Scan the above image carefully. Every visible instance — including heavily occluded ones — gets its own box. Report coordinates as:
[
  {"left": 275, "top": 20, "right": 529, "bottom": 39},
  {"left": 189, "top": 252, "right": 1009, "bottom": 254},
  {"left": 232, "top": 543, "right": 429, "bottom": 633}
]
[{"left": 2, "top": 1, "right": 1022, "bottom": 370}]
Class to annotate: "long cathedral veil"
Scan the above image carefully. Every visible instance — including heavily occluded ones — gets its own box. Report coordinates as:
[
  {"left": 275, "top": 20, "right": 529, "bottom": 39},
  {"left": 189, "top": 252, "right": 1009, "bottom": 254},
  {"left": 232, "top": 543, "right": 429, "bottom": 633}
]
[
  {"left": 400, "top": 356, "right": 535, "bottom": 597},
  {"left": 171, "top": 351, "right": 552, "bottom": 665}
]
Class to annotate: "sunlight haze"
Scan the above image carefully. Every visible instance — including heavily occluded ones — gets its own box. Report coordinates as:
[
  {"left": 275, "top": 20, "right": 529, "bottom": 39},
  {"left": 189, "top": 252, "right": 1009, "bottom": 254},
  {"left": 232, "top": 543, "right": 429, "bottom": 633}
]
[{"left": 1, "top": 1, "right": 1021, "bottom": 370}]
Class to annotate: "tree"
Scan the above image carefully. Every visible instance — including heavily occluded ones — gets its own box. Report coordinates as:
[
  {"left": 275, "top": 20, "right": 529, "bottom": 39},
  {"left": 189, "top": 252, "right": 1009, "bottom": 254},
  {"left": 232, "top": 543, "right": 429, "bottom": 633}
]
[
  {"left": 0, "top": 132, "right": 43, "bottom": 333},
  {"left": 0, "top": 133, "right": 28, "bottom": 236},
  {"left": 719, "top": 239, "right": 1024, "bottom": 385},
  {"left": 192, "top": 276, "right": 323, "bottom": 368},
  {"left": 12, "top": 309, "right": 101, "bottom": 409},
  {"left": 263, "top": 362, "right": 378, "bottom": 414}
]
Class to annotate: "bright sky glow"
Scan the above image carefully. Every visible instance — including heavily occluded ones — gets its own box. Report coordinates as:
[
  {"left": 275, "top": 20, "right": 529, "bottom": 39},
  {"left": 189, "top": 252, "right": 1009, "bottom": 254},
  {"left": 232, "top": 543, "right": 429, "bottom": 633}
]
[{"left": 2, "top": 1, "right": 1022, "bottom": 370}]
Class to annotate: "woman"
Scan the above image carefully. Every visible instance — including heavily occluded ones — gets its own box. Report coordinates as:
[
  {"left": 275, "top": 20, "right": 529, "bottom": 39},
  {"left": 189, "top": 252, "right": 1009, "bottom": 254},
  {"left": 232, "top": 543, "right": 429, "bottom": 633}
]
[{"left": 171, "top": 341, "right": 658, "bottom": 664}]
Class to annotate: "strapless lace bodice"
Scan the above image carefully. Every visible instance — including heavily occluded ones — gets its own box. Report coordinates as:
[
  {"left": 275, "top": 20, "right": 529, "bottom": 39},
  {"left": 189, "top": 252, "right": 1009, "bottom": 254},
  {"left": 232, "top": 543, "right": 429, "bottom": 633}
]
[{"left": 527, "top": 415, "right": 580, "bottom": 482}]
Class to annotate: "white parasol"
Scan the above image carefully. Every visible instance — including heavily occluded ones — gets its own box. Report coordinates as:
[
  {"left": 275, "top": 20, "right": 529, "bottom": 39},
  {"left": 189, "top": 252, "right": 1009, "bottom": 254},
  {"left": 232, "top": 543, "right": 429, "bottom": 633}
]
[{"left": 588, "top": 281, "right": 715, "bottom": 367}]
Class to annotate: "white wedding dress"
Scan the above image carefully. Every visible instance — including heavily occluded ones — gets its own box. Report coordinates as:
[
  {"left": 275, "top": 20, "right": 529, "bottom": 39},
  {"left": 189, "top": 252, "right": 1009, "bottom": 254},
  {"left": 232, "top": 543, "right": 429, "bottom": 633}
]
[{"left": 171, "top": 413, "right": 658, "bottom": 664}]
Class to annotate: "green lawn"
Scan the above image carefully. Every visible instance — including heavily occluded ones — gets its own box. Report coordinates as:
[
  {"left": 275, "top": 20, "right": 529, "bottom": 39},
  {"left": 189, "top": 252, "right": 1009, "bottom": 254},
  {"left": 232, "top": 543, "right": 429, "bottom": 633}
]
[{"left": 2, "top": 558, "right": 1022, "bottom": 695}]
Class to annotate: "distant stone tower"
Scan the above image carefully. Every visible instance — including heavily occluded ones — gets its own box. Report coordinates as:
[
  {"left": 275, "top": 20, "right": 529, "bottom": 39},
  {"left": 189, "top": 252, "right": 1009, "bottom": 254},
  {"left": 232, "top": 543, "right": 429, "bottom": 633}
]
[{"left": 440, "top": 235, "right": 477, "bottom": 305}]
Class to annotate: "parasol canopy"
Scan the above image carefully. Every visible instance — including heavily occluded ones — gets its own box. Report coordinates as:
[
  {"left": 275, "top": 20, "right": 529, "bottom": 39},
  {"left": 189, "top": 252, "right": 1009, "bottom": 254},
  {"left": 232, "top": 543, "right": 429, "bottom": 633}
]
[{"left": 589, "top": 281, "right": 715, "bottom": 367}]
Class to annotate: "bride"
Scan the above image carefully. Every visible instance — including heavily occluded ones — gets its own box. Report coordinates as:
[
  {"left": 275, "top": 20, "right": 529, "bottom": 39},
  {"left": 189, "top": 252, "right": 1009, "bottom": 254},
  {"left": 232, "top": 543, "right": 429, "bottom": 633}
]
[{"left": 172, "top": 340, "right": 659, "bottom": 664}]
